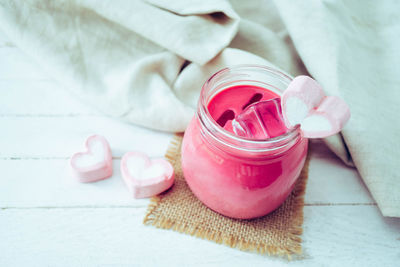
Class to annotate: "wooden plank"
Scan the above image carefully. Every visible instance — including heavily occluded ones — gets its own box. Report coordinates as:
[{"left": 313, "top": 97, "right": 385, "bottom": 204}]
[
  {"left": 300, "top": 205, "right": 400, "bottom": 265},
  {"left": 306, "top": 141, "right": 374, "bottom": 205},
  {"left": 0, "top": 143, "right": 372, "bottom": 207},
  {"left": 0, "top": 117, "right": 173, "bottom": 158},
  {"left": 0, "top": 206, "right": 398, "bottom": 266},
  {"left": 0, "top": 159, "right": 151, "bottom": 208}
]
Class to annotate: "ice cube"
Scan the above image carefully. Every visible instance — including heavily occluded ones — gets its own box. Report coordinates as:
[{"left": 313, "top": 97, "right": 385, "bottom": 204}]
[{"left": 232, "top": 98, "right": 289, "bottom": 139}]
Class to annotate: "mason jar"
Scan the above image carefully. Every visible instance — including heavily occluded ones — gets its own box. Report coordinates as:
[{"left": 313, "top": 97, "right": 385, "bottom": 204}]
[{"left": 181, "top": 65, "right": 308, "bottom": 219}]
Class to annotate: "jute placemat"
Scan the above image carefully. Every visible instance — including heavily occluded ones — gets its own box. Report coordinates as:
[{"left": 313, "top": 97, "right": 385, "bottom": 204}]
[{"left": 144, "top": 134, "right": 310, "bottom": 258}]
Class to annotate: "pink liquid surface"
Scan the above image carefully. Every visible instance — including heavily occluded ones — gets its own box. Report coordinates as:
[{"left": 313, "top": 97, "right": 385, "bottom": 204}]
[
  {"left": 181, "top": 85, "right": 308, "bottom": 219},
  {"left": 208, "top": 85, "right": 281, "bottom": 134}
]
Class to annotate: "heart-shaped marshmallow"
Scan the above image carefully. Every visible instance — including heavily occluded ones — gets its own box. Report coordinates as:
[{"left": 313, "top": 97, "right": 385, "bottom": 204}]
[
  {"left": 282, "top": 76, "right": 325, "bottom": 127},
  {"left": 70, "top": 135, "right": 113, "bottom": 183},
  {"left": 120, "top": 152, "right": 174, "bottom": 199},
  {"left": 301, "top": 96, "right": 351, "bottom": 138},
  {"left": 282, "top": 76, "right": 350, "bottom": 138}
]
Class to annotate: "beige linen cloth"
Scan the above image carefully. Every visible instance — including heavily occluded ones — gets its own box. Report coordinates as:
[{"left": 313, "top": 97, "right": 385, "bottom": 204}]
[{"left": 0, "top": 0, "right": 398, "bottom": 216}]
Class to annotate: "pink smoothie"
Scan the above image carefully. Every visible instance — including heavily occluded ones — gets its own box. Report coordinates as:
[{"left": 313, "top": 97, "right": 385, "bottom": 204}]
[
  {"left": 181, "top": 84, "right": 308, "bottom": 219},
  {"left": 208, "top": 85, "right": 280, "bottom": 133},
  {"left": 208, "top": 85, "right": 289, "bottom": 138}
]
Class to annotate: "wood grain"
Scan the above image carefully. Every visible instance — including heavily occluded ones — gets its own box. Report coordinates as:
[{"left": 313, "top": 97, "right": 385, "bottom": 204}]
[
  {"left": 0, "top": 117, "right": 172, "bottom": 158},
  {"left": 0, "top": 207, "right": 398, "bottom": 266},
  {"left": 0, "top": 148, "right": 375, "bottom": 208}
]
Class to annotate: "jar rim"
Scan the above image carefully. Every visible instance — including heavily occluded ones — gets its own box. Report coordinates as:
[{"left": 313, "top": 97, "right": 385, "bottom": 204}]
[{"left": 198, "top": 64, "right": 302, "bottom": 153}]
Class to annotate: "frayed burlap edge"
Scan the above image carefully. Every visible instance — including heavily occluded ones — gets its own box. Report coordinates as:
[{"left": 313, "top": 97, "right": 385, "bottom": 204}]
[{"left": 144, "top": 134, "right": 310, "bottom": 259}]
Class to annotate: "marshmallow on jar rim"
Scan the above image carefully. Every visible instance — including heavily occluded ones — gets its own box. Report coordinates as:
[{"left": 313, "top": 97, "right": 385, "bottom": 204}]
[
  {"left": 70, "top": 135, "right": 113, "bottom": 183},
  {"left": 282, "top": 76, "right": 350, "bottom": 138},
  {"left": 301, "top": 96, "right": 351, "bottom": 138}
]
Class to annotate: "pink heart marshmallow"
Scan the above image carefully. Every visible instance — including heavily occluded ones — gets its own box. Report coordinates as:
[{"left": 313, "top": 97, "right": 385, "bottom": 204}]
[
  {"left": 70, "top": 135, "right": 113, "bottom": 183},
  {"left": 282, "top": 76, "right": 350, "bottom": 138},
  {"left": 301, "top": 96, "right": 351, "bottom": 138},
  {"left": 120, "top": 152, "right": 174, "bottom": 199},
  {"left": 282, "top": 76, "right": 325, "bottom": 128}
]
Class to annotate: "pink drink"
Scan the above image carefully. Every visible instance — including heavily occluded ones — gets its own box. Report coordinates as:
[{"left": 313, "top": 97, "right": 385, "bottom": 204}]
[
  {"left": 181, "top": 66, "right": 308, "bottom": 219},
  {"left": 208, "top": 85, "right": 279, "bottom": 134}
]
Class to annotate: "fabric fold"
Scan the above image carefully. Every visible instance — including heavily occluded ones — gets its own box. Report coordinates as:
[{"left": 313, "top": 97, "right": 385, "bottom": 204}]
[
  {"left": 273, "top": 0, "right": 400, "bottom": 217},
  {"left": 81, "top": 0, "right": 240, "bottom": 65},
  {"left": 0, "top": 0, "right": 239, "bottom": 131}
]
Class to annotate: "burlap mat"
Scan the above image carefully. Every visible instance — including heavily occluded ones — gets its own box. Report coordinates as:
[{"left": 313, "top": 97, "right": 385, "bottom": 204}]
[{"left": 144, "top": 134, "right": 310, "bottom": 258}]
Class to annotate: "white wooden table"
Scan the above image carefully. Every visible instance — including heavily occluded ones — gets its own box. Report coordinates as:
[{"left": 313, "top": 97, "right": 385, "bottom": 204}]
[{"left": 1, "top": 29, "right": 399, "bottom": 267}]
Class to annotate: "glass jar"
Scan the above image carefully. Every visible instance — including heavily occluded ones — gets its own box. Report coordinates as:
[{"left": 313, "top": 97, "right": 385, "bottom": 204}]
[{"left": 181, "top": 65, "right": 308, "bottom": 219}]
